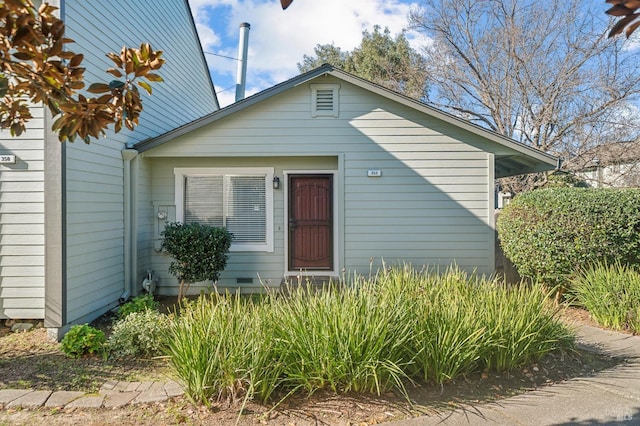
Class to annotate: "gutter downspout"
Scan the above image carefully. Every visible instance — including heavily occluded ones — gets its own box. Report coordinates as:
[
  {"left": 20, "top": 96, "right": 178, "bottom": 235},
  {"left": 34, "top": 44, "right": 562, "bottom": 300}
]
[
  {"left": 121, "top": 148, "right": 138, "bottom": 303},
  {"left": 235, "top": 22, "right": 250, "bottom": 102}
]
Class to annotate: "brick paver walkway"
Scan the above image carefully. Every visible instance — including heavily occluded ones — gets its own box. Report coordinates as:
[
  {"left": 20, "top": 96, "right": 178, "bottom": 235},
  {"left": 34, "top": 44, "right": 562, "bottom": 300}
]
[{"left": 0, "top": 380, "right": 183, "bottom": 410}]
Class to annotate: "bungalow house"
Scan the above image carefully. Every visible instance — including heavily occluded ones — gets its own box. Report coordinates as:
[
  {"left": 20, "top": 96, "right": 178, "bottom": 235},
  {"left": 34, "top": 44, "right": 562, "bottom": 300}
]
[
  {"left": 0, "top": 0, "right": 218, "bottom": 338},
  {"left": 133, "top": 64, "right": 558, "bottom": 295},
  {"left": 0, "top": 2, "right": 558, "bottom": 338}
]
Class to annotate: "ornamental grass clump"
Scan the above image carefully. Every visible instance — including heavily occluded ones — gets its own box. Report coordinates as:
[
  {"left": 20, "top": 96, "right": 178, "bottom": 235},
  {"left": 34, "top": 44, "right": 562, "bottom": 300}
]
[
  {"left": 569, "top": 262, "right": 640, "bottom": 333},
  {"left": 271, "top": 279, "right": 414, "bottom": 397},
  {"left": 476, "top": 280, "right": 573, "bottom": 371},
  {"left": 165, "top": 293, "right": 283, "bottom": 407},
  {"left": 165, "top": 264, "right": 574, "bottom": 407}
]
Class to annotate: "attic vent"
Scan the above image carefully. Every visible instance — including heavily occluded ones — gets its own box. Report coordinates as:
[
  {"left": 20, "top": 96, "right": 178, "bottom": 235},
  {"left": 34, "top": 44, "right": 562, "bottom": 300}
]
[
  {"left": 316, "top": 89, "right": 334, "bottom": 111},
  {"left": 311, "top": 83, "right": 340, "bottom": 118}
]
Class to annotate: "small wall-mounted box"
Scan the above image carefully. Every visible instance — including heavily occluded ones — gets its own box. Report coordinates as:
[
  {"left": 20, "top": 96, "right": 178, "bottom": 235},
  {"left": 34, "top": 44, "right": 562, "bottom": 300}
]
[
  {"left": 367, "top": 169, "right": 382, "bottom": 177},
  {"left": 0, "top": 155, "right": 16, "bottom": 164}
]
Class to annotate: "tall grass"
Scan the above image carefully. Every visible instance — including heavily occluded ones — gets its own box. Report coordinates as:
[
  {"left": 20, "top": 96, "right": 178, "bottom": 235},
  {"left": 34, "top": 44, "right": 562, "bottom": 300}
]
[
  {"left": 164, "top": 294, "right": 284, "bottom": 406},
  {"left": 569, "top": 261, "right": 640, "bottom": 333},
  {"left": 271, "top": 280, "right": 414, "bottom": 397},
  {"left": 166, "top": 265, "right": 574, "bottom": 406}
]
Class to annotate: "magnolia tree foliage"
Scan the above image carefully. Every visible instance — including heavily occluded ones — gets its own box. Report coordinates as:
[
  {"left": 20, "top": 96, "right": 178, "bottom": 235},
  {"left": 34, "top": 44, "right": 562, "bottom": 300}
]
[
  {"left": 0, "top": 0, "right": 164, "bottom": 143},
  {"left": 161, "top": 222, "right": 233, "bottom": 299},
  {"left": 606, "top": 0, "right": 640, "bottom": 38},
  {"left": 298, "top": 26, "right": 429, "bottom": 101}
]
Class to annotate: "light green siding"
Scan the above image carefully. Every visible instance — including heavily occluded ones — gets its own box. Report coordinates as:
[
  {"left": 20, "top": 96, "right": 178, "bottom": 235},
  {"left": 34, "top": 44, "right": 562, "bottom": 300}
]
[
  {"left": 0, "top": 105, "right": 45, "bottom": 319},
  {"left": 57, "top": 0, "right": 218, "bottom": 325},
  {"left": 144, "top": 76, "right": 496, "bottom": 293}
]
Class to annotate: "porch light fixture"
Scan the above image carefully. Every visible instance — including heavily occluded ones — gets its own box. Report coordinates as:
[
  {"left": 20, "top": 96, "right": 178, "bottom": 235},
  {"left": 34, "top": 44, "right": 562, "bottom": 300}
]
[{"left": 273, "top": 176, "right": 281, "bottom": 189}]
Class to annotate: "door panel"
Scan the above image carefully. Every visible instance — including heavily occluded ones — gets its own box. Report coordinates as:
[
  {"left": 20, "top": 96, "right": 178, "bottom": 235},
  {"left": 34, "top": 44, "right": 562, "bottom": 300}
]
[{"left": 288, "top": 175, "right": 333, "bottom": 270}]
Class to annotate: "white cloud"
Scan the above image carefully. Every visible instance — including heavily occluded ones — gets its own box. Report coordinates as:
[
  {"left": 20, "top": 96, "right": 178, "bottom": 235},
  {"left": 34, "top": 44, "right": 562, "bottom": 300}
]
[{"left": 190, "top": 0, "right": 418, "bottom": 106}]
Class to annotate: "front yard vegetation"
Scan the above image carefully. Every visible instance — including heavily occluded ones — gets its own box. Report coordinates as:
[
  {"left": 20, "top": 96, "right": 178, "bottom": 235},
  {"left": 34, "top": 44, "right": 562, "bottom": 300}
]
[
  {"left": 165, "top": 265, "right": 573, "bottom": 407},
  {"left": 498, "top": 187, "right": 640, "bottom": 334}
]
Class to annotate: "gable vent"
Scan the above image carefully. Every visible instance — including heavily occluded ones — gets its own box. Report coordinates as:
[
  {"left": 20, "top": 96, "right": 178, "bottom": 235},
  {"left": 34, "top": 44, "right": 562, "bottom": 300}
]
[
  {"left": 316, "top": 89, "right": 334, "bottom": 111},
  {"left": 311, "top": 83, "right": 340, "bottom": 118}
]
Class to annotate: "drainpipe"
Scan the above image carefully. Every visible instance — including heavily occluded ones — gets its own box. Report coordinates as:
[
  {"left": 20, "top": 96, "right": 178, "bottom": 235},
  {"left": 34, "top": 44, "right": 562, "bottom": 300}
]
[
  {"left": 235, "top": 22, "right": 250, "bottom": 102},
  {"left": 121, "top": 148, "right": 138, "bottom": 303}
]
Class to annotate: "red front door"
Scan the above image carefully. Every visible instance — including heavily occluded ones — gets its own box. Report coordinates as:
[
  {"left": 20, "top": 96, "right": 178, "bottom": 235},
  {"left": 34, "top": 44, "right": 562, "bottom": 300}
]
[{"left": 288, "top": 174, "right": 333, "bottom": 270}]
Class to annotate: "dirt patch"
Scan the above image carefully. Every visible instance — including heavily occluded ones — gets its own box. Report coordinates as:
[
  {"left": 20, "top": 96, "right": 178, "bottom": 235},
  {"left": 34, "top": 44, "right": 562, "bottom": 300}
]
[{"left": 0, "top": 302, "right": 625, "bottom": 425}]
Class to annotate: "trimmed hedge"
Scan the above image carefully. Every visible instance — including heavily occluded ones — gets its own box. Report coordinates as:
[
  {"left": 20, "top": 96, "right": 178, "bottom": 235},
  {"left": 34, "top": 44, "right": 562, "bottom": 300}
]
[
  {"left": 497, "top": 188, "right": 640, "bottom": 286},
  {"left": 162, "top": 222, "right": 232, "bottom": 297}
]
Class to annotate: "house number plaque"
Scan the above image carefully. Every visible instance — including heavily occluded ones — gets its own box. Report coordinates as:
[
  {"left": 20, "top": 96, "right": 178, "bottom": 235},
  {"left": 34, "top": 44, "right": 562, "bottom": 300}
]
[{"left": 0, "top": 155, "right": 16, "bottom": 164}]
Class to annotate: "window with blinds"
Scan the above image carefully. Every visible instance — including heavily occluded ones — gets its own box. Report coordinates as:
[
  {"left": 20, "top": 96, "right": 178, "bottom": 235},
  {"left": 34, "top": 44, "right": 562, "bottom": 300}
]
[{"left": 176, "top": 168, "right": 273, "bottom": 251}]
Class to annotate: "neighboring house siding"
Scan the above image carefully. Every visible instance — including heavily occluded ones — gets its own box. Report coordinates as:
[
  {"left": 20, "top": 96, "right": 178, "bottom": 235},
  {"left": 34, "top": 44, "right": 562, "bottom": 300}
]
[
  {"left": 59, "top": 0, "right": 218, "bottom": 325},
  {"left": 144, "top": 77, "right": 495, "bottom": 292},
  {"left": 0, "top": 105, "right": 45, "bottom": 319}
]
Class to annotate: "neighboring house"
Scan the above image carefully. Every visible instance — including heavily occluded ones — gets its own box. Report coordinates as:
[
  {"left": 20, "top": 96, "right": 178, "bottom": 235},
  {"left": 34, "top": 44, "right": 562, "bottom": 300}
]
[
  {"left": 568, "top": 140, "right": 640, "bottom": 188},
  {"left": 133, "top": 64, "right": 558, "bottom": 294},
  {"left": 0, "top": 0, "right": 218, "bottom": 338}
]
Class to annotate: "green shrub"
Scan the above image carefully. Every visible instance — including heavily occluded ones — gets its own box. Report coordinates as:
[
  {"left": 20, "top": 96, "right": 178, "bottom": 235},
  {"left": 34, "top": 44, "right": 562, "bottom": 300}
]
[
  {"left": 118, "top": 294, "right": 159, "bottom": 319},
  {"left": 161, "top": 222, "right": 233, "bottom": 299},
  {"left": 108, "top": 310, "right": 171, "bottom": 359},
  {"left": 497, "top": 188, "right": 640, "bottom": 287},
  {"left": 569, "top": 262, "right": 640, "bottom": 333},
  {"left": 61, "top": 324, "right": 106, "bottom": 358},
  {"left": 165, "top": 264, "right": 573, "bottom": 406}
]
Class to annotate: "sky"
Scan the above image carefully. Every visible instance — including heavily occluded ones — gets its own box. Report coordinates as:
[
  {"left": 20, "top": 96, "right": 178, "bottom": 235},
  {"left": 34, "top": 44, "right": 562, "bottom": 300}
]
[{"left": 188, "top": 0, "right": 420, "bottom": 107}]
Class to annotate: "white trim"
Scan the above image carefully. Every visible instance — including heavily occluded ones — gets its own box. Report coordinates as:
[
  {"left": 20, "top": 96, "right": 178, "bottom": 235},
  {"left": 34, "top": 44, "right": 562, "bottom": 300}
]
[
  {"left": 283, "top": 170, "right": 340, "bottom": 277},
  {"left": 486, "top": 153, "right": 496, "bottom": 274},
  {"left": 174, "top": 167, "right": 274, "bottom": 252}
]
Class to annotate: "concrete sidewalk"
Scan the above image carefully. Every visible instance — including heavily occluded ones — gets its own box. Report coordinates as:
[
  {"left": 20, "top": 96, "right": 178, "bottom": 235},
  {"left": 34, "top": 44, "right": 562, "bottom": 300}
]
[
  {"left": 0, "top": 379, "right": 183, "bottom": 410},
  {"left": 387, "top": 324, "right": 640, "bottom": 425}
]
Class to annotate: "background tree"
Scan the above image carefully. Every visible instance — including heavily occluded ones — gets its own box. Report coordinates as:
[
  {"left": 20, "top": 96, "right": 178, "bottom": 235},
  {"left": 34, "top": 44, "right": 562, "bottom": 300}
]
[
  {"left": 0, "top": 0, "right": 164, "bottom": 143},
  {"left": 298, "top": 26, "right": 429, "bottom": 100},
  {"left": 409, "top": 0, "right": 640, "bottom": 190}
]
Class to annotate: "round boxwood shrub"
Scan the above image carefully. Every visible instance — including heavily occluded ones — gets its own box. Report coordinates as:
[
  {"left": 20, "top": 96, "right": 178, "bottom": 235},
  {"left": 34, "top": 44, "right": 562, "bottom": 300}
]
[
  {"left": 497, "top": 187, "right": 640, "bottom": 287},
  {"left": 161, "top": 222, "right": 233, "bottom": 299}
]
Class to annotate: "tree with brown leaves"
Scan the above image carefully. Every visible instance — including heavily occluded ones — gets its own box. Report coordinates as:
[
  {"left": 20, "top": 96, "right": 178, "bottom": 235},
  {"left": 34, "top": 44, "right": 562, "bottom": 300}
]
[
  {"left": 606, "top": 0, "right": 640, "bottom": 38},
  {"left": 0, "top": 0, "right": 164, "bottom": 143}
]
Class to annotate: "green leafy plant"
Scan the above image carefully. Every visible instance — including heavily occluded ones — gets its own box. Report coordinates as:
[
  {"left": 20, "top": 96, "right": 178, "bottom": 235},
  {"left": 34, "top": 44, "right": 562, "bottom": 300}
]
[
  {"left": 118, "top": 294, "right": 159, "bottom": 319},
  {"left": 569, "top": 261, "right": 640, "bottom": 333},
  {"left": 161, "top": 222, "right": 233, "bottom": 299},
  {"left": 108, "top": 310, "right": 171, "bottom": 359},
  {"left": 497, "top": 188, "right": 640, "bottom": 291},
  {"left": 165, "top": 264, "right": 573, "bottom": 407},
  {"left": 60, "top": 324, "right": 106, "bottom": 359}
]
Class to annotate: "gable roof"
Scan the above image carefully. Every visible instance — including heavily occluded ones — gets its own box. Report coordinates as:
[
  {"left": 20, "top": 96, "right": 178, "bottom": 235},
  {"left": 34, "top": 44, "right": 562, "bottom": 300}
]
[{"left": 134, "top": 64, "right": 557, "bottom": 177}]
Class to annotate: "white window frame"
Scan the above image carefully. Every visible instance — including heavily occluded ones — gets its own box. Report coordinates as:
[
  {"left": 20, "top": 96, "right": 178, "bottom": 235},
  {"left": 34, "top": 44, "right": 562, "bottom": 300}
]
[
  {"left": 310, "top": 83, "right": 340, "bottom": 118},
  {"left": 174, "top": 167, "right": 274, "bottom": 252}
]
